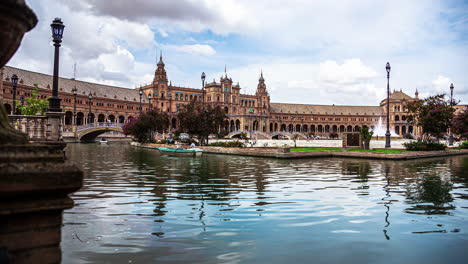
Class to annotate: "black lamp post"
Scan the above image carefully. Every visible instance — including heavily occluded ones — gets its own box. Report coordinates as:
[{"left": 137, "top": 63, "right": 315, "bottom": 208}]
[
  {"left": 201, "top": 72, "right": 206, "bottom": 107},
  {"left": 88, "top": 92, "right": 92, "bottom": 124},
  {"left": 48, "top": 18, "right": 65, "bottom": 112},
  {"left": 249, "top": 108, "right": 254, "bottom": 140},
  {"left": 72, "top": 86, "right": 77, "bottom": 125},
  {"left": 148, "top": 93, "right": 152, "bottom": 111},
  {"left": 139, "top": 88, "right": 143, "bottom": 114},
  {"left": 449, "top": 83, "right": 454, "bottom": 146},
  {"left": 11, "top": 74, "right": 18, "bottom": 115},
  {"left": 385, "top": 62, "right": 391, "bottom": 148}
]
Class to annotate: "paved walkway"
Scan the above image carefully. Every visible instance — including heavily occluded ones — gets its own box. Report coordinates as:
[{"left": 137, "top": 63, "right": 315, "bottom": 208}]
[
  {"left": 132, "top": 142, "right": 468, "bottom": 160},
  {"left": 209, "top": 139, "right": 416, "bottom": 149}
]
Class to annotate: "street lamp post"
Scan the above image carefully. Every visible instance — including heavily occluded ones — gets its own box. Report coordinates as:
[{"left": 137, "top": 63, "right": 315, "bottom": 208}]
[
  {"left": 48, "top": 18, "right": 65, "bottom": 112},
  {"left": 11, "top": 74, "right": 18, "bottom": 115},
  {"left": 201, "top": 72, "right": 206, "bottom": 107},
  {"left": 201, "top": 72, "right": 206, "bottom": 145},
  {"left": 88, "top": 92, "right": 92, "bottom": 124},
  {"left": 72, "top": 86, "right": 77, "bottom": 125},
  {"left": 449, "top": 83, "right": 454, "bottom": 146},
  {"left": 139, "top": 88, "right": 143, "bottom": 114},
  {"left": 148, "top": 93, "right": 152, "bottom": 111},
  {"left": 249, "top": 109, "right": 254, "bottom": 141},
  {"left": 385, "top": 62, "right": 391, "bottom": 148}
]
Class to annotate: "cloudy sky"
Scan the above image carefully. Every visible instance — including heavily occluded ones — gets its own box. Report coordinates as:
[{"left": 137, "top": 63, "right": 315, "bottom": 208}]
[{"left": 7, "top": 0, "right": 468, "bottom": 105}]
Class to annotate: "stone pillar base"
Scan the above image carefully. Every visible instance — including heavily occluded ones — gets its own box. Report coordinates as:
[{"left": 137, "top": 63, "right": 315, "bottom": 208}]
[
  {"left": 46, "top": 112, "right": 65, "bottom": 141},
  {"left": 0, "top": 143, "right": 83, "bottom": 263}
]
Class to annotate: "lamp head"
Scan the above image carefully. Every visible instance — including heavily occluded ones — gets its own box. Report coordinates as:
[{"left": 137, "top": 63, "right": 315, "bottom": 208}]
[
  {"left": 201, "top": 72, "right": 206, "bottom": 82},
  {"left": 50, "top": 18, "right": 65, "bottom": 41},
  {"left": 386, "top": 62, "right": 391, "bottom": 74},
  {"left": 11, "top": 74, "right": 18, "bottom": 86}
]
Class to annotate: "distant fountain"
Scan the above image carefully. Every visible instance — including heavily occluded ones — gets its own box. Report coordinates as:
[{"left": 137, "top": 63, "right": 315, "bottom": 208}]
[{"left": 372, "top": 117, "right": 398, "bottom": 137}]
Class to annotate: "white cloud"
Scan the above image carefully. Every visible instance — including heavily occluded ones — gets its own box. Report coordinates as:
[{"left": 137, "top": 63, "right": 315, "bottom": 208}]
[
  {"left": 6, "top": 0, "right": 468, "bottom": 105},
  {"left": 169, "top": 44, "right": 216, "bottom": 56},
  {"left": 431, "top": 75, "right": 452, "bottom": 93},
  {"left": 318, "top": 59, "right": 378, "bottom": 85}
]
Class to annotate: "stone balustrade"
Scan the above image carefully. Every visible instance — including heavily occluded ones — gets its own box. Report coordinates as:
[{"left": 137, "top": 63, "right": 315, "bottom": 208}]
[{"left": 8, "top": 115, "right": 48, "bottom": 141}]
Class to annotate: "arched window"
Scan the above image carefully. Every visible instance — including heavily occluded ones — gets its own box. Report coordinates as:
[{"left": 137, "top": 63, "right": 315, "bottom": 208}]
[{"left": 395, "top": 115, "right": 400, "bottom": 121}]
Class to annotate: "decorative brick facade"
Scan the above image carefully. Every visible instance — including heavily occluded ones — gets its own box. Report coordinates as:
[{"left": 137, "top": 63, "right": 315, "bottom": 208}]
[{"left": 3, "top": 56, "right": 457, "bottom": 137}]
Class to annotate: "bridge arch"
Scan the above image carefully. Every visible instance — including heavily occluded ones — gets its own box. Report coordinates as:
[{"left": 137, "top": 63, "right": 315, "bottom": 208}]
[{"left": 76, "top": 124, "right": 125, "bottom": 142}]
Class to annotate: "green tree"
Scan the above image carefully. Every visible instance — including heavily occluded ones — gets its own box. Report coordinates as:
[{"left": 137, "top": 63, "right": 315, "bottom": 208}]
[
  {"left": 360, "top": 126, "right": 374, "bottom": 149},
  {"left": 122, "top": 110, "right": 169, "bottom": 142},
  {"left": 406, "top": 94, "right": 456, "bottom": 140},
  {"left": 291, "top": 133, "right": 299, "bottom": 148},
  {"left": 452, "top": 108, "right": 468, "bottom": 139},
  {"left": 16, "top": 84, "right": 48, "bottom": 116},
  {"left": 177, "top": 101, "right": 227, "bottom": 145}
]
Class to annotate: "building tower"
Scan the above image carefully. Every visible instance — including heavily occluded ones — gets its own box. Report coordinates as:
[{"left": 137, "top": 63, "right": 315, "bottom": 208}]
[
  {"left": 256, "top": 71, "right": 270, "bottom": 111},
  {"left": 152, "top": 51, "right": 170, "bottom": 111}
]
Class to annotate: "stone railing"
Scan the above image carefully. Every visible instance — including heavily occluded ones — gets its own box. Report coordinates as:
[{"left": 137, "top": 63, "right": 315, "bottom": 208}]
[
  {"left": 8, "top": 115, "right": 48, "bottom": 141},
  {"left": 76, "top": 122, "right": 123, "bottom": 131}
]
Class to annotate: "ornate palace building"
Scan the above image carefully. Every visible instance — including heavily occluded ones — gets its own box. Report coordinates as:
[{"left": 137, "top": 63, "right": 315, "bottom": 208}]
[{"left": 2, "top": 55, "right": 463, "bottom": 139}]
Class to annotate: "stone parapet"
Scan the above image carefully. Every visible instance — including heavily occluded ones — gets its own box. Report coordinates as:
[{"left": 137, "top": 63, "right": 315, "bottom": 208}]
[
  {"left": 0, "top": 143, "right": 83, "bottom": 263},
  {"left": 131, "top": 142, "right": 468, "bottom": 160}
]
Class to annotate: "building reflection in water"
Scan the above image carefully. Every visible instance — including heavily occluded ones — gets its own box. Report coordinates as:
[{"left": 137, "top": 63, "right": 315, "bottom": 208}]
[{"left": 62, "top": 144, "right": 468, "bottom": 263}]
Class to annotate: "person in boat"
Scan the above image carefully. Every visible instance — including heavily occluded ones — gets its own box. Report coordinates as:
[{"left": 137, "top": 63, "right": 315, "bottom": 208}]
[
  {"left": 176, "top": 141, "right": 183, "bottom": 150},
  {"left": 190, "top": 142, "right": 196, "bottom": 148}
]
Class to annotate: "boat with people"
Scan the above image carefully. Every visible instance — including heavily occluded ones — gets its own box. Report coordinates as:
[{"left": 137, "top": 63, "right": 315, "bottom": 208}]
[
  {"left": 157, "top": 147, "right": 203, "bottom": 157},
  {"left": 99, "top": 138, "right": 108, "bottom": 144}
]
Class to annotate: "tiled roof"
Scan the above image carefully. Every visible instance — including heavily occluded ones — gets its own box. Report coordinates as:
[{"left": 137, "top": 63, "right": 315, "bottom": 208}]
[
  {"left": 270, "top": 103, "right": 384, "bottom": 115},
  {"left": 3, "top": 66, "right": 148, "bottom": 102},
  {"left": 389, "top": 91, "right": 413, "bottom": 100}
]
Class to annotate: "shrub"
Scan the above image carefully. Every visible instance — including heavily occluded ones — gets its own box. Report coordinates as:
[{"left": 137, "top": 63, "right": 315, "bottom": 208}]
[
  {"left": 329, "top": 132, "right": 339, "bottom": 139},
  {"left": 457, "top": 141, "right": 468, "bottom": 149},
  {"left": 404, "top": 133, "right": 414, "bottom": 139},
  {"left": 209, "top": 141, "right": 245, "bottom": 148},
  {"left": 403, "top": 141, "right": 446, "bottom": 151}
]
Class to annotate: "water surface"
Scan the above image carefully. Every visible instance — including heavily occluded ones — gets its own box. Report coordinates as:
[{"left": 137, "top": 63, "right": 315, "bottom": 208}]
[{"left": 62, "top": 143, "right": 468, "bottom": 263}]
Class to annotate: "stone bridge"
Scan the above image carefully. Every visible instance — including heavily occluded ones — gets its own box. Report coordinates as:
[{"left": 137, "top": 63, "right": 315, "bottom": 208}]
[
  {"left": 227, "top": 130, "right": 307, "bottom": 140},
  {"left": 75, "top": 123, "right": 125, "bottom": 141}
]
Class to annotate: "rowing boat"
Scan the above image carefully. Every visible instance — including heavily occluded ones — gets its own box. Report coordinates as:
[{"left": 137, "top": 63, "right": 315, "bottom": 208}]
[{"left": 157, "top": 147, "right": 203, "bottom": 157}]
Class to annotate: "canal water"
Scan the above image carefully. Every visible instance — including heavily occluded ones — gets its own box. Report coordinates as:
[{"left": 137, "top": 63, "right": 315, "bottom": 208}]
[{"left": 62, "top": 143, "right": 468, "bottom": 264}]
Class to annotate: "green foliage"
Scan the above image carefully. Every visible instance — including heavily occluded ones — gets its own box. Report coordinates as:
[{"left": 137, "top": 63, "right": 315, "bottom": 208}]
[
  {"left": 347, "top": 149, "right": 411, "bottom": 153},
  {"left": 403, "top": 141, "right": 446, "bottom": 151},
  {"left": 239, "top": 132, "right": 249, "bottom": 141},
  {"left": 177, "top": 101, "right": 227, "bottom": 145},
  {"left": 208, "top": 141, "right": 245, "bottom": 148},
  {"left": 291, "top": 148, "right": 341, "bottom": 152},
  {"left": 122, "top": 110, "right": 169, "bottom": 143},
  {"left": 452, "top": 108, "right": 468, "bottom": 139},
  {"left": 360, "top": 126, "right": 374, "bottom": 149},
  {"left": 457, "top": 141, "right": 468, "bottom": 149},
  {"left": 406, "top": 94, "right": 456, "bottom": 138},
  {"left": 16, "top": 84, "right": 48, "bottom": 116},
  {"left": 291, "top": 133, "right": 299, "bottom": 147}
]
